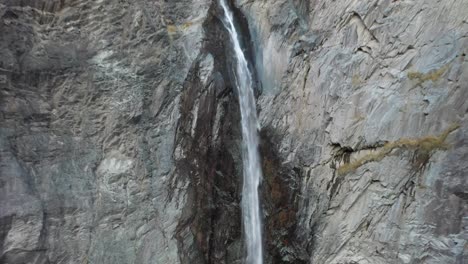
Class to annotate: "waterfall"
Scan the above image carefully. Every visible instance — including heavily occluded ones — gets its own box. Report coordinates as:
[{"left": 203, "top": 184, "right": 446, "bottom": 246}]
[{"left": 219, "top": 1, "right": 263, "bottom": 263}]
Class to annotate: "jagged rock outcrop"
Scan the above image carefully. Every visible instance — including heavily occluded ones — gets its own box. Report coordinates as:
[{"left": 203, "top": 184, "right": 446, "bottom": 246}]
[{"left": 1, "top": 0, "right": 467, "bottom": 263}]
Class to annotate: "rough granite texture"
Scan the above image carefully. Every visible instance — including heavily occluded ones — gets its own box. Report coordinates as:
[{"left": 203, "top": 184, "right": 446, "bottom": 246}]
[
  {"left": 1, "top": 0, "right": 467, "bottom": 263},
  {"left": 0, "top": 0, "right": 244, "bottom": 263},
  {"left": 241, "top": 0, "right": 468, "bottom": 263}
]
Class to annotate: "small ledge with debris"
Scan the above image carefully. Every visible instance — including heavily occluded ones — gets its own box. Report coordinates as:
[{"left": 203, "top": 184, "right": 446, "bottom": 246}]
[{"left": 335, "top": 124, "right": 460, "bottom": 175}]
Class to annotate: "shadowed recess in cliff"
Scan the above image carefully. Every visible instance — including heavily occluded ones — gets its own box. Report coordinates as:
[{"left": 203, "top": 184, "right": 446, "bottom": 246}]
[{"left": 259, "top": 127, "right": 309, "bottom": 263}]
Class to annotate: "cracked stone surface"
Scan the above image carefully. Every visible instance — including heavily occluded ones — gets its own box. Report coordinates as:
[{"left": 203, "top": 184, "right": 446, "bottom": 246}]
[
  {"left": 0, "top": 0, "right": 244, "bottom": 263},
  {"left": 240, "top": 0, "right": 468, "bottom": 263},
  {"left": 1, "top": 0, "right": 467, "bottom": 263}
]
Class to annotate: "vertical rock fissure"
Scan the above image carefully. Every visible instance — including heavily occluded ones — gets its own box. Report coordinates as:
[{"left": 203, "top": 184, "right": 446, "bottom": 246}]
[{"left": 219, "top": 1, "right": 264, "bottom": 263}]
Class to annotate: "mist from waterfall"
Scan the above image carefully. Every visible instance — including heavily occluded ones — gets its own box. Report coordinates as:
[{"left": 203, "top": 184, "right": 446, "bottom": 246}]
[{"left": 219, "top": 1, "right": 263, "bottom": 263}]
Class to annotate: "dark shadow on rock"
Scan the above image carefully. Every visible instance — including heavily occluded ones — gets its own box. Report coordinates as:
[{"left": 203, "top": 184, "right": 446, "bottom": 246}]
[{"left": 259, "top": 126, "right": 309, "bottom": 263}]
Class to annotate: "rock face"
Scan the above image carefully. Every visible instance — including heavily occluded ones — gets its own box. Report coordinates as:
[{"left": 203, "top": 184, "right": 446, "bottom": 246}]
[
  {"left": 0, "top": 0, "right": 245, "bottom": 263},
  {"left": 241, "top": 0, "right": 468, "bottom": 263},
  {"left": 0, "top": 0, "right": 467, "bottom": 264}
]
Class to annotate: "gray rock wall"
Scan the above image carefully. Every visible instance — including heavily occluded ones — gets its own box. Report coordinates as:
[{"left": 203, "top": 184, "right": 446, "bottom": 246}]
[
  {"left": 1, "top": 0, "right": 467, "bottom": 263},
  {"left": 239, "top": 0, "right": 468, "bottom": 263},
  {"left": 0, "top": 0, "right": 245, "bottom": 263}
]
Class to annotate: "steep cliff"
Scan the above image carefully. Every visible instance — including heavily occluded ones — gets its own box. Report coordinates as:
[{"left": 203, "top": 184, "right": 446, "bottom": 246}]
[
  {"left": 241, "top": 0, "right": 468, "bottom": 263},
  {"left": 0, "top": 0, "right": 467, "bottom": 264},
  {"left": 0, "top": 0, "right": 246, "bottom": 263}
]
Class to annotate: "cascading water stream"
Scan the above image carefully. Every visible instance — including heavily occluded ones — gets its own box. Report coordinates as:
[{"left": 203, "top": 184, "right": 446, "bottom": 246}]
[{"left": 219, "top": 1, "right": 263, "bottom": 263}]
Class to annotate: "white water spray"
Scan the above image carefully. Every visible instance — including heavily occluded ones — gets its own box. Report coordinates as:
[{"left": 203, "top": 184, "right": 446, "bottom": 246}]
[{"left": 219, "top": 1, "right": 263, "bottom": 263}]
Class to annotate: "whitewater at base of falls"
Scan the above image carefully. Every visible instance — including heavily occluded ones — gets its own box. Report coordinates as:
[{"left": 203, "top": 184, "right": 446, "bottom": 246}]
[{"left": 219, "top": 0, "right": 264, "bottom": 263}]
